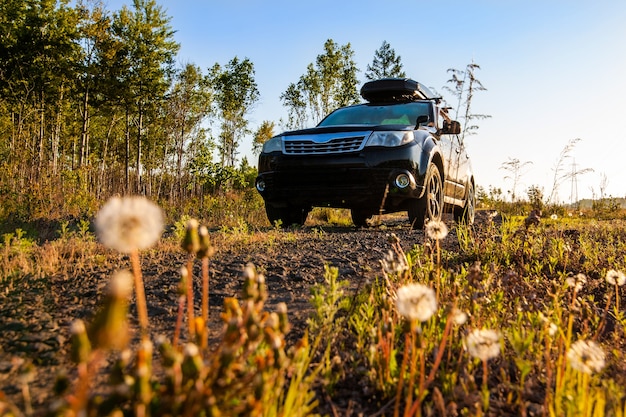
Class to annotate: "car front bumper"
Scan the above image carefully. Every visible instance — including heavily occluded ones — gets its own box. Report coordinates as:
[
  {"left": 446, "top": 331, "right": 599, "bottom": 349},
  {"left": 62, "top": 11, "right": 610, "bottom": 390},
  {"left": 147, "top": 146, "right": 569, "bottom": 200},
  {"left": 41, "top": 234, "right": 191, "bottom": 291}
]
[{"left": 256, "top": 144, "right": 425, "bottom": 211}]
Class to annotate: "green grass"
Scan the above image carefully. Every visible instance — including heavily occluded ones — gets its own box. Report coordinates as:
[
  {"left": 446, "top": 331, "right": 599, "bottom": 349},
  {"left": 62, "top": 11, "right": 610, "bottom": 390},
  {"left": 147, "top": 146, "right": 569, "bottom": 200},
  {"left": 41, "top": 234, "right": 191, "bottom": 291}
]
[{"left": 1, "top": 202, "right": 626, "bottom": 416}]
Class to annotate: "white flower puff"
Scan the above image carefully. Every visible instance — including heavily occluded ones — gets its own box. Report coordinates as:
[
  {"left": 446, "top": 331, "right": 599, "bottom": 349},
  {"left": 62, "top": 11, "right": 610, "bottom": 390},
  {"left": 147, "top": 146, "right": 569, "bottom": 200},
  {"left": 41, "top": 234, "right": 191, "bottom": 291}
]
[
  {"left": 465, "top": 329, "right": 501, "bottom": 361},
  {"left": 606, "top": 269, "right": 626, "bottom": 286},
  {"left": 567, "top": 339, "right": 606, "bottom": 375},
  {"left": 395, "top": 283, "right": 437, "bottom": 322},
  {"left": 95, "top": 196, "right": 164, "bottom": 253}
]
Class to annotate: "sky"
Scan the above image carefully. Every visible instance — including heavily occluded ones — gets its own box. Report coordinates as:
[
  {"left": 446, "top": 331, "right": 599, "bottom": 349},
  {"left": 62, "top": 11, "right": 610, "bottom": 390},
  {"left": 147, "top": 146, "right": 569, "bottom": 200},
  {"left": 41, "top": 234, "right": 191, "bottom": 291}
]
[{"left": 106, "top": 0, "right": 626, "bottom": 202}]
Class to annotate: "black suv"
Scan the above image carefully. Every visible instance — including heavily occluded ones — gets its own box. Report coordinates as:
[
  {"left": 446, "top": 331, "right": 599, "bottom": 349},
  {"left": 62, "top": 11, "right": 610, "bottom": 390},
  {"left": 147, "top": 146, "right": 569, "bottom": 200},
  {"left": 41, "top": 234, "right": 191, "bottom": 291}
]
[{"left": 255, "top": 78, "right": 475, "bottom": 229}]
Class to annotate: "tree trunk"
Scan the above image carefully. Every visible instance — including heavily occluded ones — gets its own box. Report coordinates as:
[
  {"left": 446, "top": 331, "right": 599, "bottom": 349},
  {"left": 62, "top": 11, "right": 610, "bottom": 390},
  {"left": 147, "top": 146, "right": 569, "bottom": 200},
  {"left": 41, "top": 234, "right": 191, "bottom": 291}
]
[
  {"left": 37, "top": 92, "right": 45, "bottom": 179},
  {"left": 136, "top": 103, "right": 143, "bottom": 194},
  {"left": 125, "top": 107, "right": 130, "bottom": 194},
  {"left": 52, "top": 84, "right": 65, "bottom": 175},
  {"left": 79, "top": 85, "right": 90, "bottom": 167}
]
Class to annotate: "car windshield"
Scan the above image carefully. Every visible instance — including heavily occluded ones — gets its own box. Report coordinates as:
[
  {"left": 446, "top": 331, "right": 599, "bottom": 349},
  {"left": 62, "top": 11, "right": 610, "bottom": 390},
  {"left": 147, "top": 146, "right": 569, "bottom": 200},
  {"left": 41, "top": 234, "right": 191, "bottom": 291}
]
[{"left": 317, "top": 102, "right": 432, "bottom": 127}]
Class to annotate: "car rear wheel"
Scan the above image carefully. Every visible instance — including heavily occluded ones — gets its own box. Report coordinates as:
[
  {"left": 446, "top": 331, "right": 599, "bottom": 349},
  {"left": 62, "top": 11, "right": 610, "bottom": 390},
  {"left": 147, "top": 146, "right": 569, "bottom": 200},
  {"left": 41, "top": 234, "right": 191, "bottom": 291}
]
[
  {"left": 265, "top": 205, "right": 309, "bottom": 227},
  {"left": 408, "top": 164, "right": 443, "bottom": 229},
  {"left": 454, "top": 181, "right": 475, "bottom": 225}
]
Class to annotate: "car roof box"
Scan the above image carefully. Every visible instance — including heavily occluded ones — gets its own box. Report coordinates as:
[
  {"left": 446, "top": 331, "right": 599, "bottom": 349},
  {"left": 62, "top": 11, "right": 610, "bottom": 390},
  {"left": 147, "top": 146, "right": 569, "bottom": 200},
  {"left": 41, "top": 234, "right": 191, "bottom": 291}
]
[{"left": 360, "top": 78, "right": 436, "bottom": 102}]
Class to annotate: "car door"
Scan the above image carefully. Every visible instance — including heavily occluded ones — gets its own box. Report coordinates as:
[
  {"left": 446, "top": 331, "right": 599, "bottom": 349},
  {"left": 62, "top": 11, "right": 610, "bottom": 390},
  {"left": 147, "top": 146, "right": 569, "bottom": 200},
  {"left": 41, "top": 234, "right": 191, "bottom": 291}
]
[
  {"left": 451, "top": 135, "right": 471, "bottom": 201},
  {"left": 438, "top": 132, "right": 458, "bottom": 201}
]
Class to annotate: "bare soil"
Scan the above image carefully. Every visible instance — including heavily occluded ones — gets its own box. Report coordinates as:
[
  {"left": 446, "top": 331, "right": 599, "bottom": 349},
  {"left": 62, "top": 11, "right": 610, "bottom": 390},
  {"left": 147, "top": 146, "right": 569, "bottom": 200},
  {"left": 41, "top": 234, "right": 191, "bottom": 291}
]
[
  {"left": 1, "top": 214, "right": 435, "bottom": 415},
  {"left": 1, "top": 212, "right": 624, "bottom": 416}
]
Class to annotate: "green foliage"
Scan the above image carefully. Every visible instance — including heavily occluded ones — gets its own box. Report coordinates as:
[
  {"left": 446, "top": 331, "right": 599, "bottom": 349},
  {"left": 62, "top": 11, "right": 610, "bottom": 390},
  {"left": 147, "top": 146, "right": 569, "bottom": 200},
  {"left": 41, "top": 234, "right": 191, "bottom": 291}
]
[
  {"left": 307, "top": 265, "right": 350, "bottom": 391},
  {"left": 253, "top": 120, "right": 275, "bottom": 156},
  {"left": 209, "top": 56, "right": 259, "bottom": 167},
  {"left": 280, "top": 39, "right": 359, "bottom": 129},
  {"left": 591, "top": 198, "right": 622, "bottom": 219},
  {"left": 49, "top": 262, "right": 318, "bottom": 417},
  {"left": 2, "top": 205, "right": 626, "bottom": 415},
  {"left": 308, "top": 208, "right": 352, "bottom": 226},
  {"left": 365, "top": 40, "right": 406, "bottom": 81}
]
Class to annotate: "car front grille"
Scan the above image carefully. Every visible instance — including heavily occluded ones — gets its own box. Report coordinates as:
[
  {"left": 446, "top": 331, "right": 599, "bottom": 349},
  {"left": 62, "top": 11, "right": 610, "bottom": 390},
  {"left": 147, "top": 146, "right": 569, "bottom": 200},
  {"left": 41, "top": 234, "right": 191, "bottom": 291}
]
[{"left": 284, "top": 136, "right": 366, "bottom": 155}]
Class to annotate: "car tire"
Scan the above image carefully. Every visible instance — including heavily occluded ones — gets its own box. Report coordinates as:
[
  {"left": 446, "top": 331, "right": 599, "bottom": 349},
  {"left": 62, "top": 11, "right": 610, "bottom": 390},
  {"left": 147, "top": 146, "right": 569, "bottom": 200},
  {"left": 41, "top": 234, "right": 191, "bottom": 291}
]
[
  {"left": 454, "top": 181, "right": 475, "bottom": 225},
  {"left": 265, "top": 205, "right": 309, "bottom": 227},
  {"left": 351, "top": 209, "right": 372, "bottom": 227},
  {"left": 408, "top": 164, "right": 443, "bottom": 229}
]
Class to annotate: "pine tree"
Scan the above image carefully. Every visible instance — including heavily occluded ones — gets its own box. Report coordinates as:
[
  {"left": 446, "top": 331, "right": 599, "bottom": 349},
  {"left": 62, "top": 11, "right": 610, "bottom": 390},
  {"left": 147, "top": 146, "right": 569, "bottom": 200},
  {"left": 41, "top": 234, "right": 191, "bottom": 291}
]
[{"left": 365, "top": 41, "right": 406, "bottom": 81}]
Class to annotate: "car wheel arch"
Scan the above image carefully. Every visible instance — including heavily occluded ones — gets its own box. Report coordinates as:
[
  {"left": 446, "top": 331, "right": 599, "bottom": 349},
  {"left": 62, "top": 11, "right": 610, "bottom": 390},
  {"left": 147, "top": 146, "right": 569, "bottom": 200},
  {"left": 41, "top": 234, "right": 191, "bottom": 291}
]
[{"left": 418, "top": 142, "right": 445, "bottom": 197}]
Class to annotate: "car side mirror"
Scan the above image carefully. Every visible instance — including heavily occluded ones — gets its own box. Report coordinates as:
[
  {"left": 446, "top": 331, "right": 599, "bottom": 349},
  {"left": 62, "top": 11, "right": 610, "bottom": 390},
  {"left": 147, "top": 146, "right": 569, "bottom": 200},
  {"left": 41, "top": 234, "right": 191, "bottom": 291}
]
[
  {"left": 415, "top": 115, "right": 429, "bottom": 126},
  {"left": 442, "top": 120, "right": 461, "bottom": 135}
]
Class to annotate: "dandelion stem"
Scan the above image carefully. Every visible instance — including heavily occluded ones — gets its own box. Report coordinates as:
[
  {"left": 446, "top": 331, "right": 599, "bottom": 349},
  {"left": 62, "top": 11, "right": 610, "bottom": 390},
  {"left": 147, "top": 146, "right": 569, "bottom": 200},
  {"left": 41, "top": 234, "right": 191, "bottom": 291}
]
[
  {"left": 130, "top": 249, "right": 149, "bottom": 335},
  {"left": 481, "top": 359, "right": 490, "bottom": 412},
  {"left": 594, "top": 289, "right": 612, "bottom": 341},
  {"left": 403, "top": 328, "right": 417, "bottom": 417},
  {"left": 394, "top": 331, "right": 411, "bottom": 417},
  {"left": 186, "top": 257, "right": 195, "bottom": 337},
  {"left": 21, "top": 382, "right": 32, "bottom": 416},
  {"left": 71, "top": 350, "right": 104, "bottom": 416},
  {"left": 435, "top": 240, "right": 441, "bottom": 299},
  {"left": 201, "top": 256, "right": 209, "bottom": 349},
  {"left": 173, "top": 295, "right": 185, "bottom": 348},
  {"left": 426, "top": 309, "right": 454, "bottom": 386}
]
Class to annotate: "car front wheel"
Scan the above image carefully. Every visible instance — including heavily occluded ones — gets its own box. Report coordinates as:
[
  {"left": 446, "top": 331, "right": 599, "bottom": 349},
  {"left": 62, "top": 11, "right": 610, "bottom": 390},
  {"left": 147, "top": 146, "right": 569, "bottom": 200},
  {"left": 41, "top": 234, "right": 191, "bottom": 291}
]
[
  {"left": 408, "top": 164, "right": 443, "bottom": 229},
  {"left": 265, "top": 204, "right": 309, "bottom": 227}
]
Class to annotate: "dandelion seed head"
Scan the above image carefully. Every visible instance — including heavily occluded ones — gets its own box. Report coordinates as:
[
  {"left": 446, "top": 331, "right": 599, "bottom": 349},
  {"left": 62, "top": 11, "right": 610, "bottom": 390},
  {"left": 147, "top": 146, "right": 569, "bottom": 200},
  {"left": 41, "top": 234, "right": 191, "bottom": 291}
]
[
  {"left": 567, "top": 340, "right": 606, "bottom": 374},
  {"left": 184, "top": 343, "right": 199, "bottom": 357},
  {"left": 387, "top": 233, "right": 400, "bottom": 244},
  {"left": 606, "top": 269, "right": 626, "bottom": 286},
  {"left": 465, "top": 329, "right": 501, "bottom": 361},
  {"left": 95, "top": 196, "right": 164, "bottom": 253},
  {"left": 550, "top": 214, "right": 558, "bottom": 220},
  {"left": 395, "top": 283, "right": 437, "bottom": 322},
  {"left": 381, "top": 249, "right": 409, "bottom": 275},
  {"left": 566, "top": 273, "right": 587, "bottom": 292},
  {"left": 451, "top": 308, "right": 468, "bottom": 326},
  {"left": 539, "top": 313, "right": 558, "bottom": 337},
  {"left": 425, "top": 220, "right": 448, "bottom": 240},
  {"left": 277, "top": 302, "right": 287, "bottom": 314},
  {"left": 71, "top": 319, "right": 86, "bottom": 335},
  {"left": 109, "top": 270, "right": 134, "bottom": 299}
]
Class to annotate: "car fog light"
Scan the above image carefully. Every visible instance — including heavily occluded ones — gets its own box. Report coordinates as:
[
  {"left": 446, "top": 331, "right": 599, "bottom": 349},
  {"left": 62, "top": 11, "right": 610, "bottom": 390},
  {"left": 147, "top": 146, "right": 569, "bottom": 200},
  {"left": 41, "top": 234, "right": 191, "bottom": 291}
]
[
  {"left": 256, "top": 179, "right": 266, "bottom": 192},
  {"left": 395, "top": 173, "right": 411, "bottom": 189}
]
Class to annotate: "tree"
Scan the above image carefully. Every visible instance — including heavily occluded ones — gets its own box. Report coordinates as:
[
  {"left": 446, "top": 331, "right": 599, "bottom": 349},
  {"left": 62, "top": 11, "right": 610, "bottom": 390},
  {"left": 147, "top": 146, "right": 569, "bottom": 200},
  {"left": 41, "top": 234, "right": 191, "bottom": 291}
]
[
  {"left": 75, "top": 0, "right": 113, "bottom": 170},
  {"left": 0, "top": 0, "right": 81, "bottom": 178},
  {"left": 252, "top": 120, "right": 275, "bottom": 156},
  {"left": 365, "top": 40, "right": 406, "bottom": 81},
  {"left": 162, "top": 63, "right": 212, "bottom": 200},
  {"left": 111, "top": 0, "right": 179, "bottom": 193},
  {"left": 281, "top": 39, "right": 359, "bottom": 129},
  {"left": 208, "top": 56, "right": 259, "bottom": 168},
  {"left": 444, "top": 61, "right": 490, "bottom": 142}
]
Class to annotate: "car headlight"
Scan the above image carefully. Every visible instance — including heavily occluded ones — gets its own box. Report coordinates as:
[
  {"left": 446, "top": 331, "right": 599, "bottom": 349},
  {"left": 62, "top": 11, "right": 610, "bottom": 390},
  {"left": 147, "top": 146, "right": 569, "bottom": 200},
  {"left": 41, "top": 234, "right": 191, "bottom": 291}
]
[
  {"left": 365, "top": 131, "right": 414, "bottom": 147},
  {"left": 262, "top": 136, "right": 283, "bottom": 153}
]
